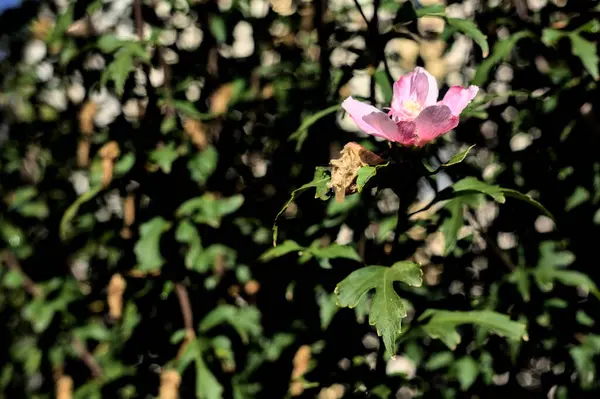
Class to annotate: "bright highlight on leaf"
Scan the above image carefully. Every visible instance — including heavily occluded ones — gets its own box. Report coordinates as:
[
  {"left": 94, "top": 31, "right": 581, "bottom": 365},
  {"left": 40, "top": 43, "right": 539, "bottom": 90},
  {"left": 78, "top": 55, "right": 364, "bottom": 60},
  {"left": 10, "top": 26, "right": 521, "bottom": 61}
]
[{"left": 335, "top": 262, "right": 423, "bottom": 354}]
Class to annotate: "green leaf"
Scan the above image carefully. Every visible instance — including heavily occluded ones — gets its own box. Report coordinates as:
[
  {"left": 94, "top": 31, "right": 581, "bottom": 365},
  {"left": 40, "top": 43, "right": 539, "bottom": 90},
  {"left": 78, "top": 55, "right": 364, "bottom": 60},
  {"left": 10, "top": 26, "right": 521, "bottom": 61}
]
[
  {"left": 420, "top": 310, "right": 528, "bottom": 350},
  {"left": 150, "top": 142, "right": 179, "bottom": 174},
  {"left": 537, "top": 269, "right": 600, "bottom": 298},
  {"left": 316, "top": 286, "right": 339, "bottom": 330},
  {"left": 565, "top": 186, "right": 590, "bottom": 211},
  {"left": 97, "top": 34, "right": 125, "bottom": 53},
  {"left": 259, "top": 240, "right": 303, "bottom": 262},
  {"left": 356, "top": 162, "right": 389, "bottom": 192},
  {"left": 577, "top": 311, "right": 595, "bottom": 327},
  {"left": 501, "top": 189, "right": 556, "bottom": 221},
  {"left": 60, "top": 185, "right": 103, "bottom": 241},
  {"left": 453, "top": 356, "right": 479, "bottom": 391},
  {"left": 541, "top": 28, "right": 565, "bottom": 47},
  {"left": 2, "top": 270, "right": 24, "bottom": 289},
  {"left": 289, "top": 105, "right": 340, "bottom": 151},
  {"left": 441, "top": 145, "right": 476, "bottom": 168},
  {"left": 335, "top": 261, "right": 423, "bottom": 354},
  {"left": 451, "top": 177, "right": 555, "bottom": 221},
  {"left": 537, "top": 241, "right": 574, "bottom": 268},
  {"left": 199, "top": 305, "right": 262, "bottom": 344},
  {"left": 188, "top": 145, "right": 218, "bottom": 184},
  {"left": 17, "top": 202, "right": 49, "bottom": 219},
  {"left": 114, "top": 153, "right": 136, "bottom": 176},
  {"left": 424, "top": 351, "right": 454, "bottom": 371},
  {"left": 177, "top": 194, "right": 244, "bottom": 228},
  {"left": 209, "top": 15, "right": 227, "bottom": 44},
  {"left": 416, "top": 4, "right": 446, "bottom": 17},
  {"left": 134, "top": 217, "right": 171, "bottom": 272},
  {"left": 452, "top": 177, "right": 505, "bottom": 203},
  {"left": 273, "top": 167, "right": 331, "bottom": 245},
  {"left": 196, "top": 356, "right": 224, "bottom": 399},
  {"left": 570, "top": 34, "right": 600, "bottom": 80},
  {"left": 508, "top": 267, "right": 531, "bottom": 302},
  {"left": 175, "top": 220, "right": 203, "bottom": 270},
  {"left": 101, "top": 49, "right": 134, "bottom": 96},
  {"left": 172, "top": 100, "right": 215, "bottom": 120},
  {"left": 439, "top": 198, "right": 464, "bottom": 255},
  {"left": 308, "top": 244, "right": 361, "bottom": 262},
  {"left": 570, "top": 336, "right": 600, "bottom": 390},
  {"left": 7, "top": 187, "right": 37, "bottom": 209},
  {"left": 472, "top": 31, "right": 532, "bottom": 86},
  {"left": 160, "top": 115, "right": 177, "bottom": 134},
  {"left": 447, "top": 18, "right": 489, "bottom": 58}
]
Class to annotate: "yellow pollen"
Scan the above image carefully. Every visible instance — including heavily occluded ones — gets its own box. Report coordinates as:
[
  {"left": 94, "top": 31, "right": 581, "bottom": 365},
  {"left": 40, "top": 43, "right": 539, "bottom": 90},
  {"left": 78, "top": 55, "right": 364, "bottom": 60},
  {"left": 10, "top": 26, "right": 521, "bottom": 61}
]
[{"left": 402, "top": 100, "right": 421, "bottom": 115}]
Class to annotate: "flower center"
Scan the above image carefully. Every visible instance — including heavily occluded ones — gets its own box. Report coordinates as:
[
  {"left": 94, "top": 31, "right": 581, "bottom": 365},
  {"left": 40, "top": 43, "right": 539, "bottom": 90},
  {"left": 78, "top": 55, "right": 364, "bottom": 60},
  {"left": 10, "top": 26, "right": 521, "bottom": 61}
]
[{"left": 402, "top": 100, "right": 422, "bottom": 116}]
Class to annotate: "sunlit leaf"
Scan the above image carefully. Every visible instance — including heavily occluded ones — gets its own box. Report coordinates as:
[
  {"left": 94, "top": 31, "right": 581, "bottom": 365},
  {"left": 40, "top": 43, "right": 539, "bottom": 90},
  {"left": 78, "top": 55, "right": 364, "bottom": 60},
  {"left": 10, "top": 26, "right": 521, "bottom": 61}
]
[
  {"left": 134, "top": 217, "right": 171, "bottom": 272},
  {"left": 335, "top": 261, "right": 423, "bottom": 354},
  {"left": 273, "top": 167, "right": 331, "bottom": 245},
  {"left": 453, "top": 356, "right": 479, "bottom": 391},
  {"left": 447, "top": 18, "right": 489, "bottom": 58},
  {"left": 260, "top": 240, "right": 303, "bottom": 262},
  {"left": 150, "top": 142, "right": 179, "bottom": 174},
  {"left": 420, "top": 310, "right": 527, "bottom": 350}
]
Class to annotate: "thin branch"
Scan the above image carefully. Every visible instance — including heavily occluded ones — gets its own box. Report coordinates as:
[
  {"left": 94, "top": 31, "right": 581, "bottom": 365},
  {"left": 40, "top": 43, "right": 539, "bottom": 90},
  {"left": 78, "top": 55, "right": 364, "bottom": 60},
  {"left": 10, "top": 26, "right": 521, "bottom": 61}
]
[
  {"left": 1, "top": 250, "right": 42, "bottom": 297},
  {"left": 351, "top": 0, "right": 369, "bottom": 25},
  {"left": 72, "top": 338, "right": 104, "bottom": 380},
  {"left": 133, "top": 0, "right": 144, "bottom": 40},
  {"left": 174, "top": 283, "right": 195, "bottom": 336}
]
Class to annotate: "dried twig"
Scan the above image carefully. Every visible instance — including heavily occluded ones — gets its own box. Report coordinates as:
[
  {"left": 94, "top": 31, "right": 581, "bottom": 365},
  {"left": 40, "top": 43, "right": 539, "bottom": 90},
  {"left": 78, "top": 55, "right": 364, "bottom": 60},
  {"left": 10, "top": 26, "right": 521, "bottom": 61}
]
[
  {"left": 72, "top": 338, "right": 104, "bottom": 379},
  {"left": 174, "top": 283, "right": 195, "bottom": 336},
  {"left": 1, "top": 250, "right": 42, "bottom": 297}
]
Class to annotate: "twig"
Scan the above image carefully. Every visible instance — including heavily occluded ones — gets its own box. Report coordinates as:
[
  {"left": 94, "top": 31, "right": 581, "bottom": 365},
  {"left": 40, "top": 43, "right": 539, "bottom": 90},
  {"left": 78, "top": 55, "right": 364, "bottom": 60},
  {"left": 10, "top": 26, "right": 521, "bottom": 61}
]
[
  {"left": 464, "top": 209, "right": 516, "bottom": 271},
  {"left": 1, "top": 250, "right": 42, "bottom": 297},
  {"left": 174, "top": 283, "right": 195, "bottom": 336},
  {"left": 352, "top": 0, "right": 394, "bottom": 86},
  {"left": 351, "top": 0, "right": 369, "bottom": 25},
  {"left": 133, "top": 0, "right": 144, "bottom": 40},
  {"left": 72, "top": 338, "right": 104, "bottom": 379}
]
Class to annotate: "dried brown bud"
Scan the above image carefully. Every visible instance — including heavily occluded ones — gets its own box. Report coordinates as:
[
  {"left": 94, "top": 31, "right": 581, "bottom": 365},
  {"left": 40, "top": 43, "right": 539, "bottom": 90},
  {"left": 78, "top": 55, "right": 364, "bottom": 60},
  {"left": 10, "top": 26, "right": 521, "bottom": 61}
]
[
  {"left": 329, "top": 142, "right": 384, "bottom": 203},
  {"left": 123, "top": 194, "right": 135, "bottom": 227},
  {"left": 79, "top": 101, "right": 97, "bottom": 135},
  {"left": 56, "top": 375, "right": 73, "bottom": 399},
  {"left": 107, "top": 274, "right": 126, "bottom": 320},
  {"left": 183, "top": 119, "right": 208, "bottom": 150},
  {"left": 159, "top": 369, "right": 181, "bottom": 399},
  {"left": 30, "top": 17, "right": 54, "bottom": 41},
  {"left": 244, "top": 280, "right": 260, "bottom": 296},
  {"left": 66, "top": 18, "right": 93, "bottom": 38},
  {"left": 210, "top": 83, "right": 233, "bottom": 115},
  {"left": 99, "top": 141, "right": 120, "bottom": 160},
  {"left": 77, "top": 139, "right": 90, "bottom": 168},
  {"left": 291, "top": 345, "right": 311, "bottom": 380}
]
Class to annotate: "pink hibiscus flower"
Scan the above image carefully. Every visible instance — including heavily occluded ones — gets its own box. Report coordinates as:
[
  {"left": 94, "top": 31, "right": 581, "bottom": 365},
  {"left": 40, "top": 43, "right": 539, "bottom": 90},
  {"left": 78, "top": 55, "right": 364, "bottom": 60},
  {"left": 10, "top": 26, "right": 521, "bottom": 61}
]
[{"left": 342, "top": 67, "right": 478, "bottom": 147}]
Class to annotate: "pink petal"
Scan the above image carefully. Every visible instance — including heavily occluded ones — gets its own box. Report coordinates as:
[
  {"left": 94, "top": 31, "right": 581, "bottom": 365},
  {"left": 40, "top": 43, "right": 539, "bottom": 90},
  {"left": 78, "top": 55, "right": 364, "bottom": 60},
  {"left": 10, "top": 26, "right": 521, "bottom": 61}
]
[
  {"left": 440, "top": 85, "right": 479, "bottom": 116},
  {"left": 412, "top": 67, "right": 439, "bottom": 107},
  {"left": 342, "top": 97, "right": 393, "bottom": 140},
  {"left": 391, "top": 67, "right": 439, "bottom": 112},
  {"left": 414, "top": 105, "right": 458, "bottom": 145},
  {"left": 391, "top": 75, "right": 412, "bottom": 112},
  {"left": 363, "top": 113, "right": 416, "bottom": 145}
]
